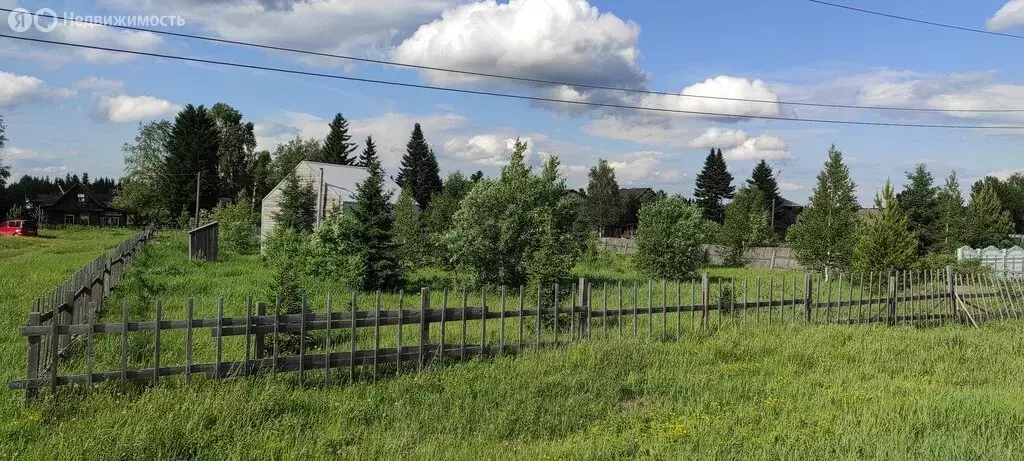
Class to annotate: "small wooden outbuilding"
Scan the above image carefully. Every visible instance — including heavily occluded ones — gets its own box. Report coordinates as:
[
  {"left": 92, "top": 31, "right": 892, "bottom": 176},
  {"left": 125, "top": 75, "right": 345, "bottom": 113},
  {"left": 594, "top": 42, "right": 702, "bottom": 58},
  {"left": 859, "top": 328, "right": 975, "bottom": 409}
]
[{"left": 188, "top": 221, "right": 219, "bottom": 262}]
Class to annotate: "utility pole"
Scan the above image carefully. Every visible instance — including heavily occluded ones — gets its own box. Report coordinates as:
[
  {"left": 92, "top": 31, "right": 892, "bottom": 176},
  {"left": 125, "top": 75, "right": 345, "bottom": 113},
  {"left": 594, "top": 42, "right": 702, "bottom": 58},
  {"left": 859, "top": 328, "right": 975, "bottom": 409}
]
[
  {"left": 194, "top": 171, "right": 201, "bottom": 229},
  {"left": 771, "top": 169, "right": 783, "bottom": 231}
]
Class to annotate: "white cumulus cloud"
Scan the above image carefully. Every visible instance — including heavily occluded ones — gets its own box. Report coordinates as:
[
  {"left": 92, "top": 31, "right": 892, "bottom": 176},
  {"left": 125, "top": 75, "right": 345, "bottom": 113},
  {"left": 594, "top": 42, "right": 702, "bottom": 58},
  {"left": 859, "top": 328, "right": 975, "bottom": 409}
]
[
  {"left": 723, "top": 134, "right": 792, "bottom": 161},
  {"left": 0, "top": 71, "right": 75, "bottom": 106},
  {"left": 640, "top": 76, "right": 781, "bottom": 119},
  {"left": 444, "top": 135, "right": 534, "bottom": 166},
  {"left": 393, "top": 0, "right": 645, "bottom": 89},
  {"left": 987, "top": 0, "right": 1024, "bottom": 31},
  {"left": 688, "top": 128, "right": 749, "bottom": 149},
  {"left": 96, "top": 95, "right": 181, "bottom": 123}
]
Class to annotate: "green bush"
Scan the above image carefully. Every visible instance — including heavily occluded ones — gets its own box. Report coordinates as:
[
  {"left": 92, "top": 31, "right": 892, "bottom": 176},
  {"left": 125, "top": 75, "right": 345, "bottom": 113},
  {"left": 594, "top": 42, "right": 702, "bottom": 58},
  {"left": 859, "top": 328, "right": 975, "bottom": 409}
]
[
  {"left": 210, "top": 201, "right": 258, "bottom": 255},
  {"left": 306, "top": 213, "right": 363, "bottom": 289},
  {"left": 635, "top": 196, "right": 712, "bottom": 280}
]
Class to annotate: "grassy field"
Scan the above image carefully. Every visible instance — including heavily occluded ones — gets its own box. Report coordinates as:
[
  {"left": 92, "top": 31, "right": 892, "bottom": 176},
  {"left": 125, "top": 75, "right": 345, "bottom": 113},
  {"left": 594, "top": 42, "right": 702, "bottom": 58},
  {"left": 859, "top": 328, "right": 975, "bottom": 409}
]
[{"left": 4, "top": 229, "right": 1023, "bottom": 459}]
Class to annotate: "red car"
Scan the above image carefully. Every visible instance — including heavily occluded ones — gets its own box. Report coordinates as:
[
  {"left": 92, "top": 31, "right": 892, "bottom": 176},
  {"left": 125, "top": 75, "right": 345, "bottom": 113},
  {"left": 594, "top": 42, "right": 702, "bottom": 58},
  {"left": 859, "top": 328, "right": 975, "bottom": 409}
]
[{"left": 0, "top": 220, "right": 39, "bottom": 237}]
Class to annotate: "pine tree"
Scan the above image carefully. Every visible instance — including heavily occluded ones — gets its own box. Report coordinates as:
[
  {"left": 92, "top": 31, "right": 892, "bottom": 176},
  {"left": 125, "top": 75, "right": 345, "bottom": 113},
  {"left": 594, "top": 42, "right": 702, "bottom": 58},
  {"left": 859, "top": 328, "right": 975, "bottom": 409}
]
[
  {"left": 585, "top": 159, "right": 622, "bottom": 237},
  {"left": 935, "top": 171, "right": 968, "bottom": 253},
  {"left": 896, "top": 163, "right": 939, "bottom": 255},
  {"left": 967, "top": 184, "right": 1013, "bottom": 248},
  {"left": 318, "top": 113, "right": 357, "bottom": 165},
  {"left": 693, "top": 148, "right": 734, "bottom": 224},
  {"left": 273, "top": 172, "right": 315, "bottom": 234},
  {"left": 787, "top": 144, "right": 859, "bottom": 276},
  {"left": 470, "top": 170, "right": 484, "bottom": 182},
  {"left": 164, "top": 104, "right": 221, "bottom": 217},
  {"left": 352, "top": 136, "right": 403, "bottom": 290},
  {"left": 395, "top": 123, "right": 442, "bottom": 209},
  {"left": 747, "top": 159, "right": 781, "bottom": 232},
  {"left": 854, "top": 180, "right": 918, "bottom": 273},
  {"left": 720, "top": 185, "right": 771, "bottom": 267}
]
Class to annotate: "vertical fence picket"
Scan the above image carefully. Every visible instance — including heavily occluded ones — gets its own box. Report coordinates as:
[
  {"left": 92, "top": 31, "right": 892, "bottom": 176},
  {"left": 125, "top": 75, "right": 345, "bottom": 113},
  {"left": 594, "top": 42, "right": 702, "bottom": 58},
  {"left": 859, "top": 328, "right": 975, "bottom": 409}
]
[
  {"left": 632, "top": 281, "right": 638, "bottom": 336},
  {"left": 701, "top": 273, "right": 709, "bottom": 330},
  {"left": 120, "top": 301, "right": 129, "bottom": 384},
  {"left": 675, "top": 281, "right": 681, "bottom": 340},
  {"left": 274, "top": 297, "right": 281, "bottom": 376},
  {"left": 537, "top": 285, "right": 542, "bottom": 349},
  {"left": 246, "top": 297, "right": 253, "bottom": 378},
  {"left": 648, "top": 280, "right": 653, "bottom": 339},
  {"left": 662, "top": 280, "right": 668, "bottom": 337},
  {"left": 605, "top": 282, "right": 611, "bottom": 340},
  {"left": 755, "top": 277, "right": 761, "bottom": 325},
  {"left": 154, "top": 300, "right": 162, "bottom": 386},
  {"left": 518, "top": 287, "right": 525, "bottom": 350},
  {"left": 463, "top": 288, "right": 469, "bottom": 359},
  {"left": 25, "top": 312, "right": 40, "bottom": 401},
  {"left": 481, "top": 287, "right": 488, "bottom": 357},
  {"left": 216, "top": 298, "right": 224, "bottom": 379},
  {"left": 374, "top": 292, "right": 381, "bottom": 382},
  {"left": 420, "top": 288, "right": 430, "bottom": 371},
  {"left": 299, "top": 294, "right": 307, "bottom": 385},
  {"left": 618, "top": 281, "right": 623, "bottom": 337},
  {"left": 325, "top": 294, "right": 332, "bottom": 387},
  {"left": 441, "top": 289, "right": 448, "bottom": 362},
  {"left": 185, "top": 299, "right": 193, "bottom": 385},
  {"left": 397, "top": 291, "right": 404, "bottom": 373},
  {"left": 554, "top": 283, "right": 559, "bottom": 346},
  {"left": 85, "top": 303, "right": 94, "bottom": 392},
  {"left": 499, "top": 287, "right": 506, "bottom": 355},
  {"left": 350, "top": 292, "right": 357, "bottom": 383}
]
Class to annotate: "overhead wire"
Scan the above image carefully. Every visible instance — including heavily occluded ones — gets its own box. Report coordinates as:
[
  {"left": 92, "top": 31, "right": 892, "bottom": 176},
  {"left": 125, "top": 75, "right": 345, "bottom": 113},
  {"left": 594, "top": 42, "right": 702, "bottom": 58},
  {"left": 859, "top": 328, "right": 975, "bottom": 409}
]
[
  {"left": 1, "top": 33, "right": 1022, "bottom": 129},
  {"left": 2, "top": 6, "right": 1023, "bottom": 114}
]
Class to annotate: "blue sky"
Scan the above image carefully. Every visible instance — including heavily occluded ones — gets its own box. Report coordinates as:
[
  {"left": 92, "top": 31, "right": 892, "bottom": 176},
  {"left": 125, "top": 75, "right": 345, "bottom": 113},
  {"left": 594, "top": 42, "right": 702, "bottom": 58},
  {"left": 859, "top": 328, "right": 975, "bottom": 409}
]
[{"left": 1, "top": 0, "right": 1023, "bottom": 205}]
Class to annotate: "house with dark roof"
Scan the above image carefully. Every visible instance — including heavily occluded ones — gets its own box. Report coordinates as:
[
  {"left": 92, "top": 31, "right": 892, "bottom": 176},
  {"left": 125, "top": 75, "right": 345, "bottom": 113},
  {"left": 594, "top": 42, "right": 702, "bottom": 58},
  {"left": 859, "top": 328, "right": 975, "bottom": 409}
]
[{"left": 34, "top": 183, "right": 129, "bottom": 226}]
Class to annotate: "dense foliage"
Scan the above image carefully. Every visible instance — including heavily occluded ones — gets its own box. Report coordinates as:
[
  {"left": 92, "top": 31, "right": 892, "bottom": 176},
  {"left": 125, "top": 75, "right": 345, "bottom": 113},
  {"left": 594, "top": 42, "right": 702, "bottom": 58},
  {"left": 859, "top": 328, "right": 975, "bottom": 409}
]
[
  {"left": 585, "top": 159, "right": 621, "bottom": 237},
  {"left": 635, "top": 196, "right": 711, "bottom": 279},
  {"left": 854, "top": 181, "right": 918, "bottom": 273},
  {"left": 396, "top": 123, "right": 443, "bottom": 209},
  {"left": 787, "top": 144, "right": 859, "bottom": 275},
  {"left": 720, "top": 186, "right": 771, "bottom": 267},
  {"left": 446, "top": 140, "right": 586, "bottom": 287}
]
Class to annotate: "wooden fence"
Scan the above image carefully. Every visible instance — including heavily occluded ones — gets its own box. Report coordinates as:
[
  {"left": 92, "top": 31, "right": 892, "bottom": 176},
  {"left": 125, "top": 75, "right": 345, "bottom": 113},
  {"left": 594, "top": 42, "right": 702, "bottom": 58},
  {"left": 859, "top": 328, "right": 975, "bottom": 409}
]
[
  {"left": 597, "top": 238, "right": 803, "bottom": 270},
  {"left": 19, "top": 227, "right": 155, "bottom": 399},
  {"left": 10, "top": 267, "right": 1023, "bottom": 399}
]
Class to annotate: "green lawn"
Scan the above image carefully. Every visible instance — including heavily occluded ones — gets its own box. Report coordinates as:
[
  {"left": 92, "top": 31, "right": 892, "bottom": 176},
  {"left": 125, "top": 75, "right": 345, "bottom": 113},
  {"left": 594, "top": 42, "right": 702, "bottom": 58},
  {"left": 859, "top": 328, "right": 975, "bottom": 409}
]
[{"left": 3, "top": 229, "right": 1022, "bottom": 460}]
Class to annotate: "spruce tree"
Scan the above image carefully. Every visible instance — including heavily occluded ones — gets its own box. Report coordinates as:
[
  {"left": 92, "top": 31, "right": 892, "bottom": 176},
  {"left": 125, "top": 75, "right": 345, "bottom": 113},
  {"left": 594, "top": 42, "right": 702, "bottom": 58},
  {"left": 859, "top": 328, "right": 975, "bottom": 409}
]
[
  {"left": 854, "top": 180, "right": 918, "bottom": 273},
  {"left": 585, "top": 159, "right": 622, "bottom": 237},
  {"left": 470, "top": 170, "right": 484, "bottom": 182},
  {"left": 418, "top": 148, "right": 443, "bottom": 208},
  {"left": 787, "top": 144, "right": 859, "bottom": 276},
  {"left": 896, "top": 164, "right": 939, "bottom": 255},
  {"left": 935, "top": 171, "right": 968, "bottom": 253},
  {"left": 273, "top": 172, "right": 315, "bottom": 234},
  {"left": 746, "top": 159, "right": 781, "bottom": 231},
  {"left": 319, "top": 113, "right": 357, "bottom": 165},
  {"left": 164, "top": 104, "right": 221, "bottom": 217},
  {"left": 720, "top": 185, "right": 771, "bottom": 267},
  {"left": 395, "top": 123, "right": 442, "bottom": 209},
  {"left": 352, "top": 135, "right": 403, "bottom": 290},
  {"left": 967, "top": 184, "right": 1013, "bottom": 248},
  {"left": 693, "top": 148, "right": 734, "bottom": 224}
]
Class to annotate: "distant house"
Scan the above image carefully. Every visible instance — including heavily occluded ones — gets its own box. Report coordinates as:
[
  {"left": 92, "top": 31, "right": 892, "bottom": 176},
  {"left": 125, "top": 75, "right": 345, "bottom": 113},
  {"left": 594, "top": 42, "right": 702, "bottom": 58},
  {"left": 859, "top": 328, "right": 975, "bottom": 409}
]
[
  {"left": 31, "top": 183, "right": 129, "bottom": 226},
  {"left": 260, "top": 161, "right": 398, "bottom": 248},
  {"left": 618, "top": 187, "right": 658, "bottom": 237},
  {"left": 774, "top": 197, "right": 804, "bottom": 231}
]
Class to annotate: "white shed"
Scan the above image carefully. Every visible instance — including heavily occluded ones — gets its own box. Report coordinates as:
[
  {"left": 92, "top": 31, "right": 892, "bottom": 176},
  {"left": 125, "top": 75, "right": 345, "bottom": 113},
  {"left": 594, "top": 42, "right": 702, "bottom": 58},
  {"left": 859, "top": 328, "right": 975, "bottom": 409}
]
[{"left": 260, "top": 160, "right": 397, "bottom": 248}]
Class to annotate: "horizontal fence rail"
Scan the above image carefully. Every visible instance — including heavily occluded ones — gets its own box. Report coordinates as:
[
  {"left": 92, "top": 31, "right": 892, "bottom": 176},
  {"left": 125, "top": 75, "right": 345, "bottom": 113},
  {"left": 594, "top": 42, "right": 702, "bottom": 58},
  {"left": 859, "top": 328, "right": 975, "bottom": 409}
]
[
  {"left": 21, "top": 227, "right": 155, "bottom": 400},
  {"left": 10, "top": 267, "right": 1024, "bottom": 399}
]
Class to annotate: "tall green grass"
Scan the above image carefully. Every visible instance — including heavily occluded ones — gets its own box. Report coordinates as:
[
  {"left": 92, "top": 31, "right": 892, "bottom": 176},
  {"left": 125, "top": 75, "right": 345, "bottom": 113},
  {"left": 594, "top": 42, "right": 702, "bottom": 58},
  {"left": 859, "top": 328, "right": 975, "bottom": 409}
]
[{"left": 5, "top": 230, "right": 1022, "bottom": 460}]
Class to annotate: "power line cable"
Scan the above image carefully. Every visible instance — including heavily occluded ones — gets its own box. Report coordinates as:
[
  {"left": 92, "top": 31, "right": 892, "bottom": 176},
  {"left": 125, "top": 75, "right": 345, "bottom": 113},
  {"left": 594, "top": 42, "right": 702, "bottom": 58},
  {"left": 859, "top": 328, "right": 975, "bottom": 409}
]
[
  {"left": 807, "top": 0, "right": 1024, "bottom": 40},
  {"left": 2, "top": 33, "right": 1022, "bottom": 129},
  {"left": 2, "top": 6, "right": 1022, "bottom": 114}
]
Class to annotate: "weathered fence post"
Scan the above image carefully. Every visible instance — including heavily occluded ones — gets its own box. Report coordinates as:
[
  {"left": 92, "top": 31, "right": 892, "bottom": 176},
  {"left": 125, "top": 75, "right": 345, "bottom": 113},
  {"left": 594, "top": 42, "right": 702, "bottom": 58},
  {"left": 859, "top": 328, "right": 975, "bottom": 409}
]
[
  {"left": 255, "top": 302, "right": 267, "bottom": 363},
  {"left": 577, "top": 278, "right": 588, "bottom": 339},
  {"left": 946, "top": 266, "right": 957, "bottom": 320},
  {"left": 887, "top": 275, "right": 897, "bottom": 326},
  {"left": 803, "top": 273, "right": 813, "bottom": 323},
  {"left": 419, "top": 287, "right": 430, "bottom": 371},
  {"left": 25, "top": 312, "right": 41, "bottom": 401},
  {"left": 701, "top": 273, "right": 710, "bottom": 329}
]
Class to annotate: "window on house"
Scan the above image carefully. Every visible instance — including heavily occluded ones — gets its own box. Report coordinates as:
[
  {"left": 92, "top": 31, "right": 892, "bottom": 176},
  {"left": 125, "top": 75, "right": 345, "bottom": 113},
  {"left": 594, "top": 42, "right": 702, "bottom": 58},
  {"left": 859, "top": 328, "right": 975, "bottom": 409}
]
[
  {"left": 64, "top": 214, "right": 74, "bottom": 224},
  {"left": 77, "top": 194, "right": 86, "bottom": 203}
]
